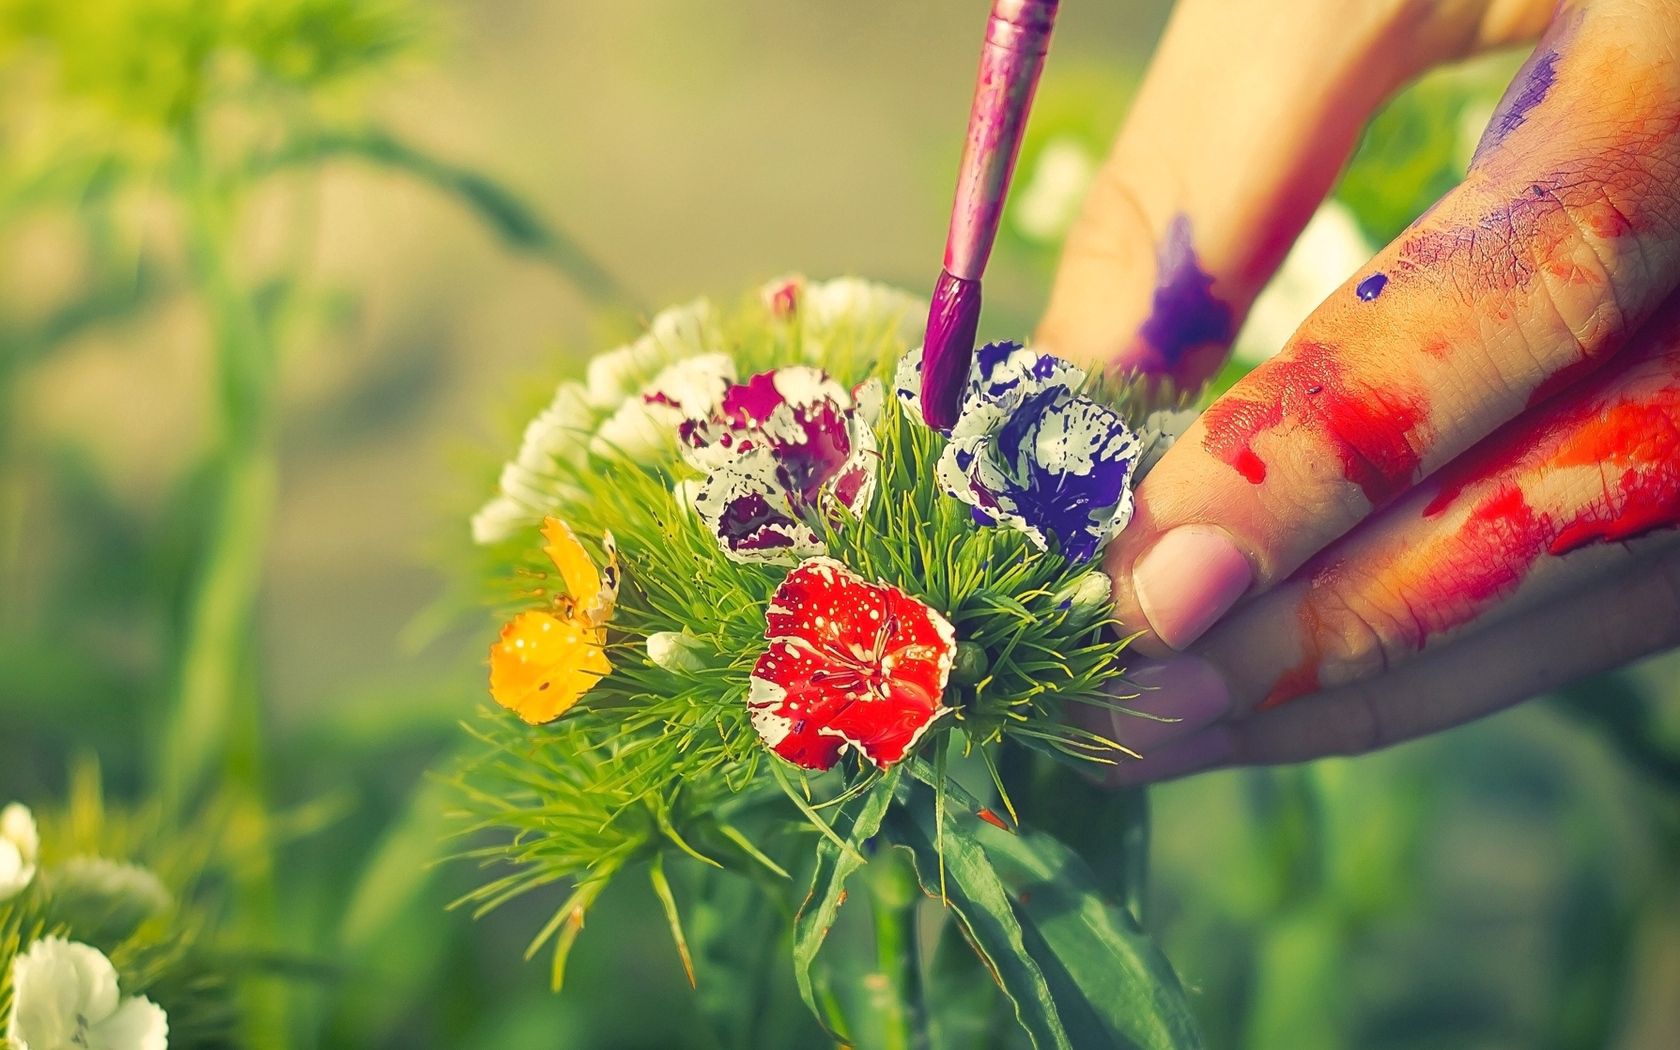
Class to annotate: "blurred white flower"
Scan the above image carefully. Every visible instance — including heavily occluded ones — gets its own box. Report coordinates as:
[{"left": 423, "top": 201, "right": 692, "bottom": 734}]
[
  {"left": 792, "top": 277, "right": 924, "bottom": 363},
  {"left": 1012, "top": 136, "right": 1097, "bottom": 244},
  {"left": 1136, "top": 407, "right": 1201, "bottom": 480},
  {"left": 0, "top": 802, "right": 39, "bottom": 901},
  {"left": 49, "top": 858, "right": 172, "bottom": 937},
  {"left": 7, "top": 937, "right": 167, "bottom": 1050},
  {"left": 1232, "top": 200, "right": 1374, "bottom": 365}
]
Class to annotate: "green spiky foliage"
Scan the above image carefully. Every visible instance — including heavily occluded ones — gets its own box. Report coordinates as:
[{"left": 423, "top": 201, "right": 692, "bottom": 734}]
[
  {"left": 0, "top": 764, "right": 240, "bottom": 1047},
  {"left": 451, "top": 282, "right": 1203, "bottom": 1046}
]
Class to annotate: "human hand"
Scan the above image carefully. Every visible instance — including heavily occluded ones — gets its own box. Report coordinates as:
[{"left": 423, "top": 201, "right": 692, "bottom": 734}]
[{"left": 1036, "top": 0, "right": 1680, "bottom": 781}]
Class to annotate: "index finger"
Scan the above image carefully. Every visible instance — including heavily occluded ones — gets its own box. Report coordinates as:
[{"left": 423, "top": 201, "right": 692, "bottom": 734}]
[{"left": 1106, "top": 0, "right": 1680, "bottom": 654}]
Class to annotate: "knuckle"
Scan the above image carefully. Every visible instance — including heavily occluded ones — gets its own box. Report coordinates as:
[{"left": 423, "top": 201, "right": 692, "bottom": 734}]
[{"left": 1302, "top": 584, "right": 1414, "bottom": 693}]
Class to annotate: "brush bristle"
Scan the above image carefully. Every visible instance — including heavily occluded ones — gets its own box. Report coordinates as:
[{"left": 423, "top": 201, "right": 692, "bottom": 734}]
[{"left": 920, "top": 270, "right": 982, "bottom": 430}]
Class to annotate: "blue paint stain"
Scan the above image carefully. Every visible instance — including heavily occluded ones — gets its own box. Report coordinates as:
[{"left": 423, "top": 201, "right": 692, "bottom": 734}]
[
  {"left": 1137, "top": 214, "right": 1233, "bottom": 367},
  {"left": 1356, "top": 273, "right": 1388, "bottom": 301}
]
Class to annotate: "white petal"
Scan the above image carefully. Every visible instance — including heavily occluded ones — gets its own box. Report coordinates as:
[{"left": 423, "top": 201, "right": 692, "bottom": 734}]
[
  {"left": 1, "top": 803, "right": 37, "bottom": 860},
  {"left": 9, "top": 937, "right": 121, "bottom": 1048},
  {"left": 0, "top": 842, "right": 30, "bottom": 902},
  {"left": 646, "top": 631, "right": 706, "bottom": 673},
  {"left": 590, "top": 399, "right": 676, "bottom": 461},
  {"left": 800, "top": 278, "right": 924, "bottom": 361},
  {"left": 88, "top": 995, "right": 168, "bottom": 1050},
  {"left": 470, "top": 495, "right": 532, "bottom": 545}
]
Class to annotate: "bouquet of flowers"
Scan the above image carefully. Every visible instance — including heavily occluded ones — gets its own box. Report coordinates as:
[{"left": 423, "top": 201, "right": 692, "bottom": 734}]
[{"left": 455, "top": 276, "right": 1203, "bottom": 1048}]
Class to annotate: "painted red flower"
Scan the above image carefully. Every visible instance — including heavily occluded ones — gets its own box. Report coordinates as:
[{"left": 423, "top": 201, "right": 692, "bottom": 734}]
[{"left": 748, "top": 558, "right": 956, "bottom": 770}]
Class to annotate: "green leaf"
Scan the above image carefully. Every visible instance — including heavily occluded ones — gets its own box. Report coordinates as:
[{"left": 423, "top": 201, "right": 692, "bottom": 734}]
[
  {"left": 790, "top": 769, "right": 901, "bottom": 1038},
  {"left": 648, "top": 853, "right": 697, "bottom": 988},
  {"left": 980, "top": 820, "right": 1202, "bottom": 1050},
  {"left": 888, "top": 780, "right": 1073, "bottom": 1050},
  {"left": 895, "top": 772, "right": 1202, "bottom": 1050},
  {"left": 679, "top": 862, "right": 824, "bottom": 1050}
]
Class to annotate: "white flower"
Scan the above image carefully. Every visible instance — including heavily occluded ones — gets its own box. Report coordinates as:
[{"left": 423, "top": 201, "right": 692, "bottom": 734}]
[
  {"left": 7, "top": 937, "right": 167, "bottom": 1050},
  {"left": 1053, "top": 570, "right": 1115, "bottom": 622},
  {"left": 589, "top": 353, "right": 736, "bottom": 461},
  {"left": 472, "top": 300, "right": 721, "bottom": 544},
  {"left": 48, "top": 858, "right": 172, "bottom": 938},
  {"left": 1012, "top": 135, "right": 1097, "bottom": 244},
  {"left": 0, "top": 802, "right": 39, "bottom": 901},
  {"left": 1232, "top": 200, "right": 1374, "bottom": 365},
  {"left": 793, "top": 277, "right": 925, "bottom": 363},
  {"left": 671, "top": 478, "right": 702, "bottom": 515},
  {"left": 585, "top": 298, "right": 716, "bottom": 408}
]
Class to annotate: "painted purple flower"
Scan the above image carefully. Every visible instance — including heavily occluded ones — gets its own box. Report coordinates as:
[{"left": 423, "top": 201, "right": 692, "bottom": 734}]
[
  {"left": 904, "top": 341, "right": 1142, "bottom": 561},
  {"left": 680, "top": 367, "right": 877, "bottom": 563},
  {"left": 896, "top": 340, "right": 1082, "bottom": 437}
]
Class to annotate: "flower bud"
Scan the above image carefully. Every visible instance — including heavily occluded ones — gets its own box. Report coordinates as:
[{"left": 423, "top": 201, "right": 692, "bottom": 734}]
[
  {"left": 646, "top": 630, "right": 708, "bottom": 673},
  {"left": 1053, "top": 571, "right": 1114, "bottom": 625}
]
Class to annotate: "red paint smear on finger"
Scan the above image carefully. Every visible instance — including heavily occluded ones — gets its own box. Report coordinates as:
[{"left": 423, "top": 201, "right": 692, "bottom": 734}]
[
  {"left": 1200, "top": 341, "right": 1426, "bottom": 505},
  {"left": 1259, "top": 341, "right": 1680, "bottom": 712}
]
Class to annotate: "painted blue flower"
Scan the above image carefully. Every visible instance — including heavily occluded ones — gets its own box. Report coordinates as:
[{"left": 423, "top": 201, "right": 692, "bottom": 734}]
[{"left": 903, "top": 341, "right": 1141, "bottom": 562}]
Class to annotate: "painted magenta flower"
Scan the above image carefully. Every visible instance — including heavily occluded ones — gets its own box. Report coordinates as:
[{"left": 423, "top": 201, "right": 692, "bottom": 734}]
[
  {"left": 680, "top": 367, "right": 877, "bottom": 563},
  {"left": 900, "top": 341, "right": 1142, "bottom": 562},
  {"left": 7, "top": 937, "right": 167, "bottom": 1050},
  {"left": 489, "top": 518, "right": 619, "bottom": 725},
  {"left": 748, "top": 558, "right": 956, "bottom": 771},
  {"left": 1, "top": 802, "right": 39, "bottom": 901}
]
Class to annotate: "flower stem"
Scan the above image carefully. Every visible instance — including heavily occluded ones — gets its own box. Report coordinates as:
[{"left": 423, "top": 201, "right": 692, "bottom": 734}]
[
  {"left": 867, "top": 850, "right": 923, "bottom": 1050},
  {"left": 160, "top": 128, "right": 288, "bottom": 1050}
]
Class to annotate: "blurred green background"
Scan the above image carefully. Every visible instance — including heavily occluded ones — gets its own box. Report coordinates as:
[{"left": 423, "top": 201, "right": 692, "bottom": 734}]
[{"left": 2, "top": 1, "right": 1677, "bottom": 1047}]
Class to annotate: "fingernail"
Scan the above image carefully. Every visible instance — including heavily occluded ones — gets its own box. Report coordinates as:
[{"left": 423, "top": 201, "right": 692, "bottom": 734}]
[
  {"left": 1109, "top": 727, "right": 1235, "bottom": 787},
  {"left": 1132, "top": 525, "right": 1253, "bottom": 650},
  {"left": 1107, "top": 655, "right": 1232, "bottom": 752}
]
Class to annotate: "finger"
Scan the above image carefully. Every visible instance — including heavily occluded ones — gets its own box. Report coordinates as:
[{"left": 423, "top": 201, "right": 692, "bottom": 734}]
[
  {"left": 1104, "top": 1, "right": 1680, "bottom": 654},
  {"left": 1204, "top": 298, "right": 1680, "bottom": 714},
  {"left": 1101, "top": 293, "right": 1680, "bottom": 751},
  {"left": 1106, "top": 538, "right": 1680, "bottom": 784},
  {"left": 1037, "top": 0, "right": 1553, "bottom": 389}
]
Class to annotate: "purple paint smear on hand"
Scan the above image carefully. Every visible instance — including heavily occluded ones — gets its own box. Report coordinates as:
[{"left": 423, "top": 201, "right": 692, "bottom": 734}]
[
  {"left": 1136, "top": 214, "right": 1232, "bottom": 371},
  {"left": 921, "top": 269, "right": 982, "bottom": 430},
  {"left": 1470, "top": 10, "right": 1580, "bottom": 168}
]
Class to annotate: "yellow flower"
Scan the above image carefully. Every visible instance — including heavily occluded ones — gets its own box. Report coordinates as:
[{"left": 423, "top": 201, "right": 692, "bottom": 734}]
[{"left": 489, "top": 518, "right": 619, "bottom": 724}]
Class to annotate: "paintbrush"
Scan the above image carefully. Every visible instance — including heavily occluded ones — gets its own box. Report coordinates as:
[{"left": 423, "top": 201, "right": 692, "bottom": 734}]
[{"left": 920, "top": 0, "right": 1061, "bottom": 430}]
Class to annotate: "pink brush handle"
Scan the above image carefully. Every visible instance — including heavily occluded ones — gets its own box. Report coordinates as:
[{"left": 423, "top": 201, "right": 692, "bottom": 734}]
[{"left": 942, "top": 0, "right": 1060, "bottom": 281}]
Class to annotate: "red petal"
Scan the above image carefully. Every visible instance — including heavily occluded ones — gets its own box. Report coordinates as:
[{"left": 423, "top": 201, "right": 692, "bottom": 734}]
[
  {"left": 819, "top": 678, "right": 949, "bottom": 767},
  {"left": 764, "top": 558, "right": 888, "bottom": 666},
  {"left": 749, "top": 558, "right": 957, "bottom": 770},
  {"left": 747, "top": 640, "right": 851, "bottom": 770}
]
